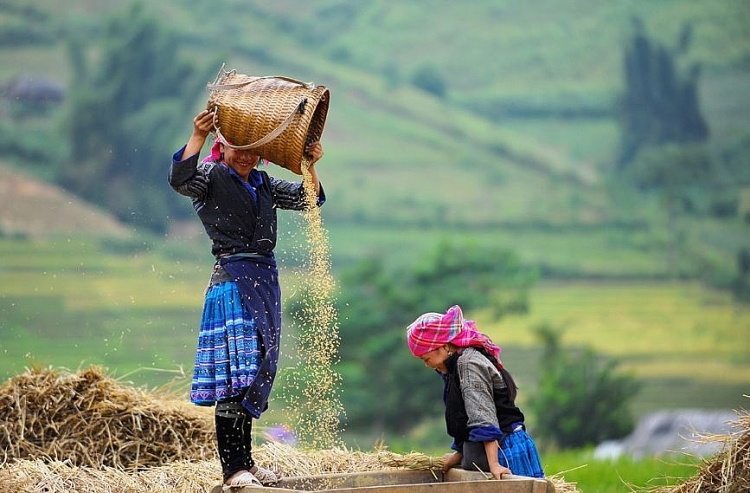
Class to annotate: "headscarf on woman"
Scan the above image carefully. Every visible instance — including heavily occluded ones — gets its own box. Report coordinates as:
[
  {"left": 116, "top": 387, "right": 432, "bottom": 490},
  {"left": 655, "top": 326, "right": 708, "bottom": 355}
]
[
  {"left": 406, "top": 305, "right": 503, "bottom": 370},
  {"left": 202, "top": 137, "right": 268, "bottom": 165}
]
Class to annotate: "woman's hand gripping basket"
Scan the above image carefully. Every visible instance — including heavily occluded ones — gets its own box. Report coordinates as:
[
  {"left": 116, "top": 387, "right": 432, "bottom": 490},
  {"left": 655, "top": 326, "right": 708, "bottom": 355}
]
[{"left": 206, "top": 65, "right": 330, "bottom": 175}]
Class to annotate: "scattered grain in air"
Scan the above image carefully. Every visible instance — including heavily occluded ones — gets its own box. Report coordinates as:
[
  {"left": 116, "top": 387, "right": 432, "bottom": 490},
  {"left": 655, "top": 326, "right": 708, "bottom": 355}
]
[{"left": 282, "top": 158, "right": 345, "bottom": 450}]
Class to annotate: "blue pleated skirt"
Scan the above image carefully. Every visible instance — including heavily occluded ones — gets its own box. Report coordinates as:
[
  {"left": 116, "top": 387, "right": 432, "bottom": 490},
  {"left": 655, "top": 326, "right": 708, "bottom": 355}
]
[
  {"left": 189, "top": 281, "right": 262, "bottom": 405},
  {"left": 498, "top": 430, "right": 545, "bottom": 478}
]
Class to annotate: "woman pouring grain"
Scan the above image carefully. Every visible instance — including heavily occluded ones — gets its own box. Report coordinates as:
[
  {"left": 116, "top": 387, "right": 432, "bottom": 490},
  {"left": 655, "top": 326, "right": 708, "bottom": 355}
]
[{"left": 168, "top": 108, "right": 326, "bottom": 489}]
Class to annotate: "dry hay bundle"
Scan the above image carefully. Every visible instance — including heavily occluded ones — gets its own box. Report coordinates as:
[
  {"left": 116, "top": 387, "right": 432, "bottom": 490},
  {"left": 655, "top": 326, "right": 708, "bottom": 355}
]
[
  {"left": 0, "top": 366, "right": 216, "bottom": 469},
  {"left": 377, "top": 450, "right": 446, "bottom": 470},
  {"left": 649, "top": 403, "right": 750, "bottom": 493}
]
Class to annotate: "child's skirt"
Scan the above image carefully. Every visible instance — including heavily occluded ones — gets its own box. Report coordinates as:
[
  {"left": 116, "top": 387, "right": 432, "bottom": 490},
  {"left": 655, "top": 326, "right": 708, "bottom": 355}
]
[{"left": 498, "top": 429, "right": 545, "bottom": 478}]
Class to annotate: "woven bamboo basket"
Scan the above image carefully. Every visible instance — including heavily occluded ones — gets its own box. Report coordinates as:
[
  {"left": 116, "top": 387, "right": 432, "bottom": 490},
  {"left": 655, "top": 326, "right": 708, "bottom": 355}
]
[{"left": 206, "top": 65, "right": 330, "bottom": 175}]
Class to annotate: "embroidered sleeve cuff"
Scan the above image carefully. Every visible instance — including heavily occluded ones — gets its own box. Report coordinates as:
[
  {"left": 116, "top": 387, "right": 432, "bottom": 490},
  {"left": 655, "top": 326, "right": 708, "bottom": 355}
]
[
  {"left": 172, "top": 145, "right": 193, "bottom": 164},
  {"left": 468, "top": 425, "right": 505, "bottom": 442}
]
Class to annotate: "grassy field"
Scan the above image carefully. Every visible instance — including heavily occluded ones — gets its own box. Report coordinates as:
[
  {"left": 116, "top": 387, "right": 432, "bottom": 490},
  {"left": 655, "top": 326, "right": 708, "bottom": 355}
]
[
  {"left": 544, "top": 449, "right": 704, "bottom": 493},
  {"left": 0, "top": 235, "right": 206, "bottom": 384},
  {"left": 2, "top": 1, "right": 749, "bottom": 296},
  {"left": 478, "top": 280, "right": 750, "bottom": 416},
  {"left": 2, "top": 233, "right": 747, "bottom": 414}
]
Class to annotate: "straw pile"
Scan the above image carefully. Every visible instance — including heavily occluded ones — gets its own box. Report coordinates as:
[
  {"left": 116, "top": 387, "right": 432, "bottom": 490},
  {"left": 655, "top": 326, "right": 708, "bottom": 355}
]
[
  {"left": 0, "top": 459, "right": 220, "bottom": 493},
  {"left": 0, "top": 443, "right": 390, "bottom": 493},
  {"left": 648, "top": 402, "right": 750, "bottom": 493},
  {"left": 0, "top": 447, "right": 580, "bottom": 493},
  {"left": 256, "top": 442, "right": 387, "bottom": 476},
  {"left": 0, "top": 365, "right": 216, "bottom": 468}
]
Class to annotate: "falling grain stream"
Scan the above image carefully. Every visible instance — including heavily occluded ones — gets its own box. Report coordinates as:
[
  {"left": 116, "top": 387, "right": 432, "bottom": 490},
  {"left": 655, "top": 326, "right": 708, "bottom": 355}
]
[{"left": 284, "top": 160, "right": 344, "bottom": 450}]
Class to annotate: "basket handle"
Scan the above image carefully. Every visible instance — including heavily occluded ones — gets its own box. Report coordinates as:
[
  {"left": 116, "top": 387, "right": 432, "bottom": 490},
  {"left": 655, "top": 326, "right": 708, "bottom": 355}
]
[
  {"left": 208, "top": 75, "right": 315, "bottom": 91},
  {"left": 211, "top": 97, "right": 309, "bottom": 151},
  {"left": 207, "top": 64, "right": 315, "bottom": 91}
]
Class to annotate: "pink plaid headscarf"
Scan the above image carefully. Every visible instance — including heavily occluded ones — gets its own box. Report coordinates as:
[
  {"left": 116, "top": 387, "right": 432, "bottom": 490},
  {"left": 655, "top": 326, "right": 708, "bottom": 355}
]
[
  {"left": 202, "top": 138, "right": 224, "bottom": 163},
  {"left": 406, "top": 305, "right": 503, "bottom": 369}
]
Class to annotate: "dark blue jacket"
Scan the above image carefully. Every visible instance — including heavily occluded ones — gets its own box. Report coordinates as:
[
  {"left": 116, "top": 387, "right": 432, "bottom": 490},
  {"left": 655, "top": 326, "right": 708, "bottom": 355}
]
[
  {"left": 169, "top": 146, "right": 325, "bottom": 416},
  {"left": 169, "top": 146, "right": 325, "bottom": 259}
]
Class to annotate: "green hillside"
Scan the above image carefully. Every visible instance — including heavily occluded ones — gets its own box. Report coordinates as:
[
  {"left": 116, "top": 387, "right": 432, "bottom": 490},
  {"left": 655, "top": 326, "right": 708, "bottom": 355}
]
[
  {"left": 2, "top": 1, "right": 749, "bottom": 273},
  {"left": 1, "top": 0, "right": 749, "bottom": 433}
]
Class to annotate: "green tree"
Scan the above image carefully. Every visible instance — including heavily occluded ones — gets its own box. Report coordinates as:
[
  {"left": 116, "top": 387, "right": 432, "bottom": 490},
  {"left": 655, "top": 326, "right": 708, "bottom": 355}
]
[
  {"left": 57, "top": 2, "right": 217, "bottom": 232},
  {"left": 529, "top": 325, "right": 640, "bottom": 449},
  {"left": 617, "top": 18, "right": 708, "bottom": 166},
  {"left": 624, "top": 143, "right": 715, "bottom": 211},
  {"left": 332, "top": 241, "right": 537, "bottom": 437}
]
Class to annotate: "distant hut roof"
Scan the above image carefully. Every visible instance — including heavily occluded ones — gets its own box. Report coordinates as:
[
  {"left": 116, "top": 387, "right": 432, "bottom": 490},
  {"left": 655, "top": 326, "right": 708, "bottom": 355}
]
[
  {"left": 3, "top": 75, "right": 64, "bottom": 103},
  {"left": 600, "top": 409, "right": 738, "bottom": 459}
]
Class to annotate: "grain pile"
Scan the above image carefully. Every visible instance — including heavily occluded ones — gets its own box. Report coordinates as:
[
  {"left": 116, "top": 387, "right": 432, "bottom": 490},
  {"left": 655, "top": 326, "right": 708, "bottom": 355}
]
[{"left": 648, "top": 402, "right": 750, "bottom": 493}]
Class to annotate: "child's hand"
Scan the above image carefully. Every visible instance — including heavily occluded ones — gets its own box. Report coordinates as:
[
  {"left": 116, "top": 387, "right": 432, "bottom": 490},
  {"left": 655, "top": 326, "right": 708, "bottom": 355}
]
[
  {"left": 441, "top": 452, "right": 462, "bottom": 472},
  {"left": 490, "top": 463, "right": 512, "bottom": 480}
]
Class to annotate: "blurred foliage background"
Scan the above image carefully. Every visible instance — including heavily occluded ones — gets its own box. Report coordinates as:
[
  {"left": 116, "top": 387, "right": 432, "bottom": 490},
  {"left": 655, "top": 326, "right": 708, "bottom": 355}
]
[{"left": 1, "top": 0, "right": 749, "bottom": 463}]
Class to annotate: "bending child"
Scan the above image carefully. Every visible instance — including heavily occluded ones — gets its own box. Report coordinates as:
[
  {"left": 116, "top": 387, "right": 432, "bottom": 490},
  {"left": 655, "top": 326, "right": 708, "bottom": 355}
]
[{"left": 406, "top": 305, "right": 544, "bottom": 479}]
